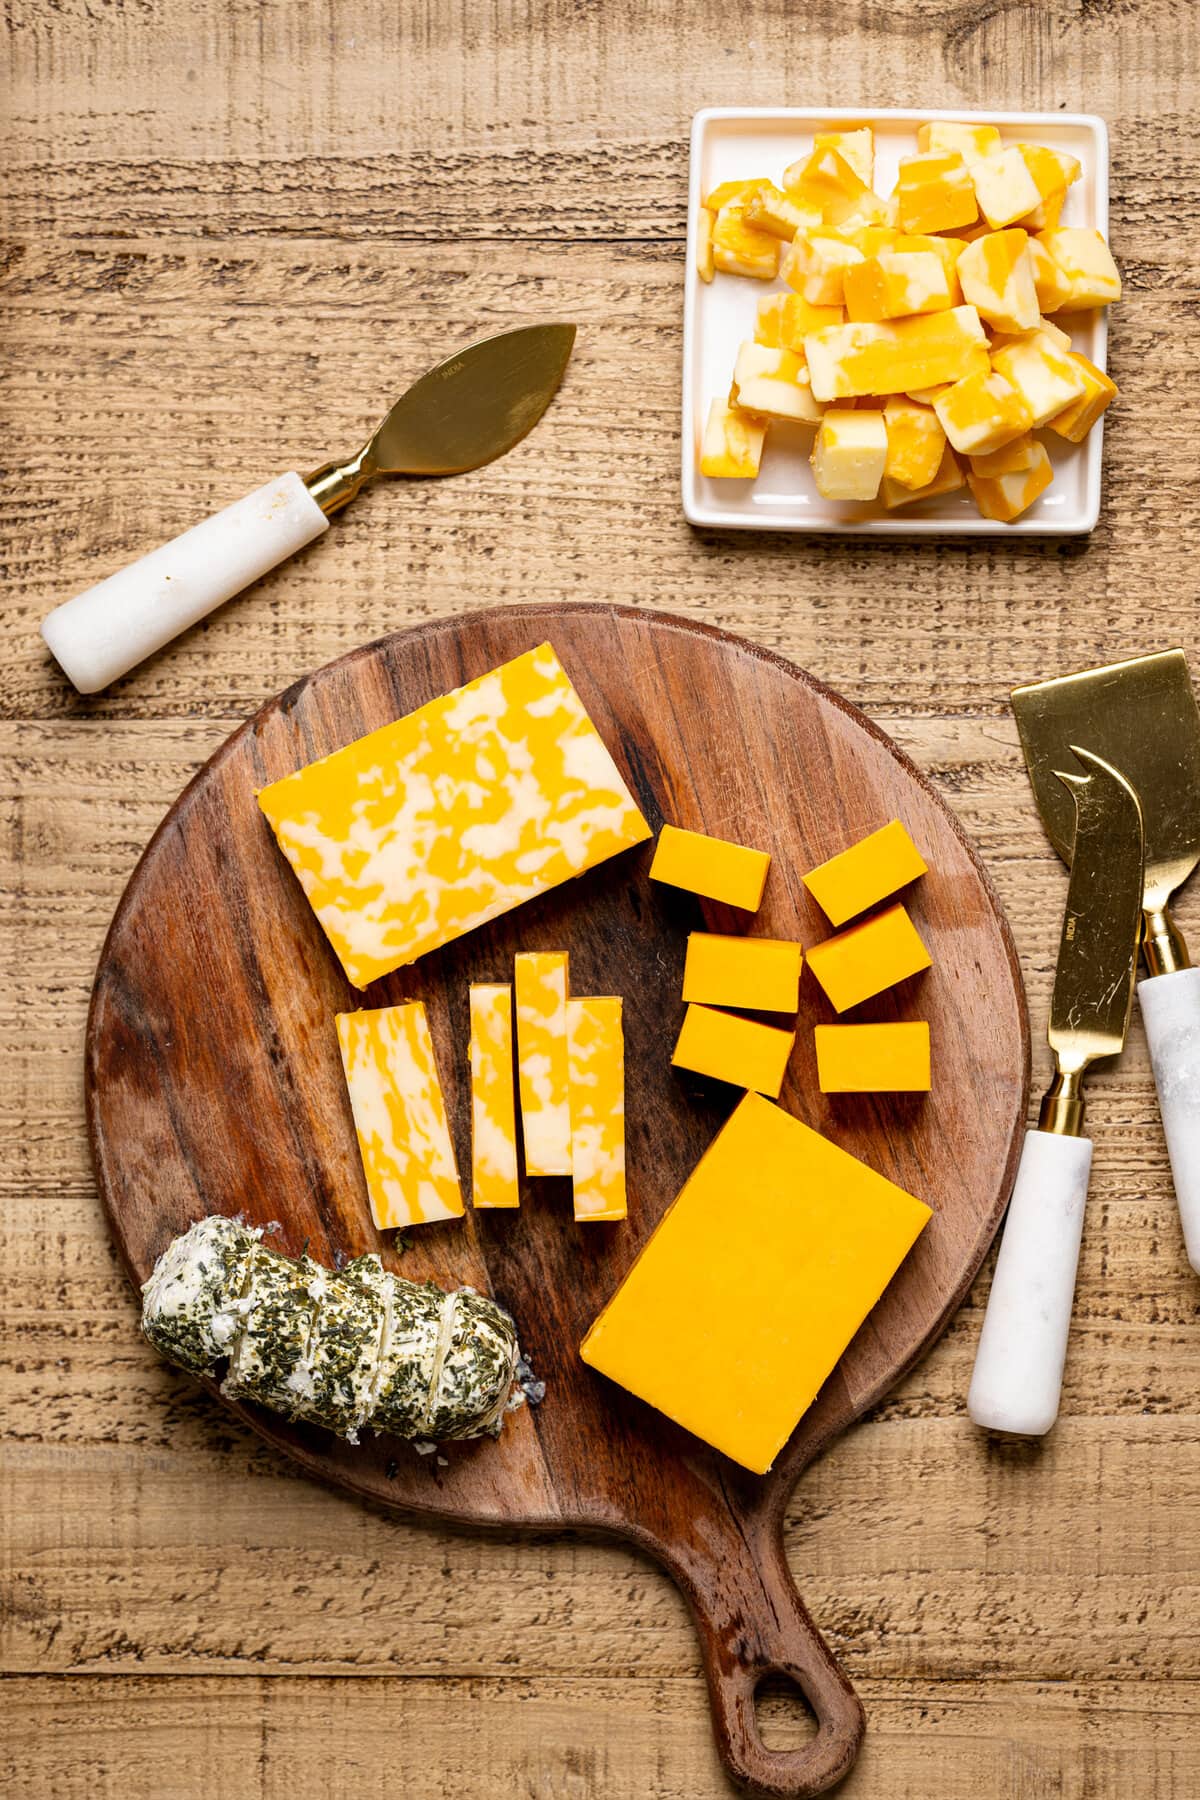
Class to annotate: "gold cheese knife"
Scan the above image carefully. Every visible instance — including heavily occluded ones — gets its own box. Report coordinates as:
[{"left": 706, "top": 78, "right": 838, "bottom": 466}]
[
  {"left": 1012, "top": 650, "right": 1200, "bottom": 1272},
  {"left": 41, "top": 322, "right": 577, "bottom": 695},
  {"left": 968, "top": 746, "right": 1144, "bottom": 1437}
]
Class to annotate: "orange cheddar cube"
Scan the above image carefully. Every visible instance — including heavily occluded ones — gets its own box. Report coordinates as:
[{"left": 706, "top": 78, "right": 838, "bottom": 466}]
[
  {"left": 804, "top": 306, "right": 988, "bottom": 402},
  {"left": 782, "top": 233, "right": 865, "bottom": 305},
  {"left": 916, "top": 120, "right": 1002, "bottom": 167},
  {"left": 1035, "top": 228, "right": 1122, "bottom": 311},
  {"left": 672, "top": 1003, "right": 795, "bottom": 1098},
  {"left": 650, "top": 824, "right": 770, "bottom": 911},
  {"left": 956, "top": 229, "right": 1040, "bottom": 334},
  {"left": 696, "top": 206, "right": 715, "bottom": 283},
  {"left": 990, "top": 328, "right": 1088, "bottom": 427},
  {"left": 815, "top": 1022, "right": 931, "bottom": 1093},
  {"left": 966, "top": 439, "right": 1054, "bottom": 521},
  {"left": 756, "top": 293, "right": 843, "bottom": 351},
  {"left": 807, "top": 904, "right": 932, "bottom": 1012},
  {"left": 1043, "top": 353, "right": 1117, "bottom": 442},
  {"left": 712, "top": 201, "right": 780, "bottom": 279},
  {"left": 844, "top": 250, "right": 953, "bottom": 322},
  {"left": 880, "top": 442, "right": 964, "bottom": 510},
  {"left": 934, "top": 367, "right": 1033, "bottom": 455},
  {"left": 811, "top": 408, "right": 888, "bottom": 501},
  {"left": 895, "top": 150, "right": 978, "bottom": 234},
  {"left": 699, "top": 399, "right": 766, "bottom": 479},
  {"left": 783, "top": 145, "right": 887, "bottom": 226},
  {"left": 882, "top": 399, "right": 947, "bottom": 490},
  {"left": 972, "top": 146, "right": 1043, "bottom": 229},
  {"left": 803, "top": 819, "right": 927, "bottom": 925},
  {"left": 814, "top": 126, "right": 875, "bottom": 187},
  {"left": 682, "top": 933, "right": 803, "bottom": 1013}
]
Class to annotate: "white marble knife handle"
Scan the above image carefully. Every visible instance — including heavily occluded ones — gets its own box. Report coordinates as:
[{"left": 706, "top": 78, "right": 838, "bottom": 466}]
[
  {"left": 1139, "top": 966, "right": 1200, "bottom": 1274},
  {"left": 967, "top": 1128, "right": 1092, "bottom": 1437},
  {"left": 41, "top": 472, "right": 329, "bottom": 694}
]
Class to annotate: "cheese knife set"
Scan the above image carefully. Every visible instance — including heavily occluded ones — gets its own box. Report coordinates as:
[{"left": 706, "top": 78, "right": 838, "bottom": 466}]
[{"left": 38, "top": 259, "right": 1199, "bottom": 1797}]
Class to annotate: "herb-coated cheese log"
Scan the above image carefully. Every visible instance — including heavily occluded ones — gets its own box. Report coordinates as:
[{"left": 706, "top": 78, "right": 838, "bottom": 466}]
[{"left": 140, "top": 1217, "right": 524, "bottom": 1445}]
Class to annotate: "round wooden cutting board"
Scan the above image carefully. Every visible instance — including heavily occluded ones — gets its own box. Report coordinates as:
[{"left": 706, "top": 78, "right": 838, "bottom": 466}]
[{"left": 88, "top": 604, "right": 1029, "bottom": 1799}]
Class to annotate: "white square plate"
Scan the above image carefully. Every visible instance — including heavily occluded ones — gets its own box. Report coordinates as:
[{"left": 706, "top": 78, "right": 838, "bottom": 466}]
[{"left": 682, "top": 108, "right": 1110, "bottom": 536}]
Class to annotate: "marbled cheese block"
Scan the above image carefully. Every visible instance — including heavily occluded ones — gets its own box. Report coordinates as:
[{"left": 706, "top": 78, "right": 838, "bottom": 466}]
[
  {"left": 469, "top": 984, "right": 520, "bottom": 1209},
  {"left": 257, "top": 643, "right": 652, "bottom": 987},
  {"left": 515, "top": 951, "right": 572, "bottom": 1177},
  {"left": 336, "top": 1002, "right": 465, "bottom": 1228},
  {"left": 567, "top": 996, "right": 627, "bottom": 1222}
]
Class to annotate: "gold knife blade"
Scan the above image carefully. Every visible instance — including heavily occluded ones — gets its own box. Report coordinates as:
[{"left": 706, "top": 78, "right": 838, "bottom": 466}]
[{"left": 304, "top": 322, "right": 577, "bottom": 514}]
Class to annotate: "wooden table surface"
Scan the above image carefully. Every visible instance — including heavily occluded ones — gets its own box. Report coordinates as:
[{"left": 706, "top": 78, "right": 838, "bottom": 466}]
[{"left": 3, "top": 4, "right": 1199, "bottom": 1796}]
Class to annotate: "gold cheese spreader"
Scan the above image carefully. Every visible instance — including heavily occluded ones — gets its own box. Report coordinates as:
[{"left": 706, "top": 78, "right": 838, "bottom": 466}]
[
  {"left": 42, "top": 322, "right": 577, "bottom": 695},
  {"left": 1012, "top": 650, "right": 1200, "bottom": 1272}
]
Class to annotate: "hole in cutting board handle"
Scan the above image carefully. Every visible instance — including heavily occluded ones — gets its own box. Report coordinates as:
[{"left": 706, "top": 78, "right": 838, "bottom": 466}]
[{"left": 754, "top": 1670, "right": 820, "bottom": 1751}]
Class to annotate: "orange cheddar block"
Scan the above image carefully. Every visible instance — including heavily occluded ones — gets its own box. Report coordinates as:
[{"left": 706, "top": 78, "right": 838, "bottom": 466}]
[
  {"left": 811, "top": 408, "right": 888, "bottom": 501},
  {"left": 881, "top": 442, "right": 964, "bottom": 510},
  {"left": 699, "top": 399, "right": 766, "bottom": 479},
  {"left": 756, "top": 293, "right": 843, "bottom": 351},
  {"left": 650, "top": 824, "right": 770, "bottom": 911},
  {"left": 783, "top": 145, "right": 887, "bottom": 226},
  {"left": 682, "top": 933, "right": 803, "bottom": 1013},
  {"left": 744, "top": 182, "right": 820, "bottom": 242},
  {"left": 895, "top": 150, "right": 978, "bottom": 234},
  {"left": 672, "top": 1004, "right": 795, "bottom": 1098},
  {"left": 731, "top": 342, "right": 824, "bottom": 424},
  {"left": 966, "top": 439, "right": 1054, "bottom": 521},
  {"left": 844, "top": 250, "right": 953, "bottom": 322},
  {"left": 804, "top": 306, "right": 988, "bottom": 402},
  {"left": 712, "top": 201, "right": 780, "bottom": 279},
  {"left": 803, "top": 820, "right": 927, "bottom": 926},
  {"left": 972, "top": 147, "right": 1043, "bottom": 229},
  {"left": 934, "top": 368, "right": 1033, "bottom": 455},
  {"left": 469, "top": 984, "right": 520, "bottom": 1210},
  {"left": 579, "top": 1091, "right": 932, "bottom": 1474},
  {"left": 990, "top": 329, "right": 1088, "bottom": 427},
  {"left": 807, "top": 904, "right": 931, "bottom": 1012},
  {"left": 567, "top": 996, "right": 626, "bottom": 1223},
  {"left": 515, "top": 951, "right": 572, "bottom": 1177},
  {"left": 882, "top": 399, "right": 947, "bottom": 490},
  {"left": 815, "top": 1022, "right": 931, "bottom": 1093},
  {"left": 695, "top": 206, "right": 715, "bottom": 283},
  {"left": 1035, "top": 228, "right": 1122, "bottom": 311},
  {"left": 1044, "top": 353, "right": 1117, "bottom": 442},
  {"left": 916, "top": 120, "right": 1002, "bottom": 167},
  {"left": 782, "top": 233, "right": 865, "bottom": 306},
  {"left": 956, "top": 229, "right": 1040, "bottom": 334},
  {"left": 336, "top": 1002, "right": 465, "bottom": 1229},
  {"left": 814, "top": 126, "right": 875, "bottom": 187},
  {"left": 968, "top": 432, "right": 1040, "bottom": 478}
]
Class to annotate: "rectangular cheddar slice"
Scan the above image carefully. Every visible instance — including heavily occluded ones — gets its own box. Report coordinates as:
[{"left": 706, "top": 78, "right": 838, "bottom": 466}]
[
  {"left": 802, "top": 820, "right": 927, "bottom": 926},
  {"left": 682, "top": 933, "right": 803, "bottom": 1013},
  {"left": 815, "top": 1021, "right": 931, "bottom": 1092},
  {"left": 469, "top": 984, "right": 520, "bottom": 1209},
  {"left": 566, "top": 997, "right": 626, "bottom": 1222},
  {"left": 257, "top": 644, "right": 652, "bottom": 988},
  {"left": 806, "top": 904, "right": 931, "bottom": 1012},
  {"left": 672, "top": 1002, "right": 795, "bottom": 1099},
  {"left": 515, "top": 951, "right": 572, "bottom": 1176},
  {"left": 580, "top": 1092, "right": 932, "bottom": 1473},
  {"left": 335, "top": 1002, "right": 464, "bottom": 1228},
  {"left": 650, "top": 825, "right": 770, "bottom": 911}
]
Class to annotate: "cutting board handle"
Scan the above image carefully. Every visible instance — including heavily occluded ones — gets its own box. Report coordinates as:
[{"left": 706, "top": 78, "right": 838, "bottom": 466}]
[{"left": 660, "top": 1505, "right": 864, "bottom": 1797}]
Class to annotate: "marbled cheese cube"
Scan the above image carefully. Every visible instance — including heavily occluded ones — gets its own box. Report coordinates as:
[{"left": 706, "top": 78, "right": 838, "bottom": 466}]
[
  {"left": 1035, "top": 228, "right": 1122, "bottom": 311},
  {"left": 712, "top": 201, "right": 780, "bottom": 279},
  {"left": 696, "top": 207, "right": 715, "bottom": 283},
  {"left": 972, "top": 147, "right": 1043, "bottom": 229},
  {"left": 699, "top": 399, "right": 766, "bottom": 478},
  {"left": 814, "top": 126, "right": 874, "bottom": 187},
  {"left": 783, "top": 145, "right": 887, "bottom": 226},
  {"left": 988, "top": 314, "right": 1072, "bottom": 353},
  {"left": 1017, "top": 144, "right": 1081, "bottom": 212},
  {"left": 934, "top": 368, "right": 1033, "bottom": 454},
  {"left": 1043, "top": 353, "right": 1117, "bottom": 442},
  {"left": 811, "top": 408, "right": 888, "bottom": 501},
  {"left": 745, "top": 182, "right": 821, "bottom": 241},
  {"left": 883, "top": 398, "right": 947, "bottom": 490},
  {"left": 1022, "top": 188, "right": 1065, "bottom": 232},
  {"left": 731, "top": 342, "right": 824, "bottom": 423},
  {"left": 956, "top": 229, "right": 1040, "bottom": 334},
  {"left": 804, "top": 306, "right": 988, "bottom": 401},
  {"left": 895, "top": 150, "right": 978, "bottom": 233},
  {"left": 896, "top": 233, "right": 965, "bottom": 303},
  {"left": 991, "top": 329, "right": 1088, "bottom": 426},
  {"left": 967, "top": 439, "right": 1054, "bottom": 521},
  {"left": 843, "top": 250, "right": 953, "bottom": 321},
  {"left": 916, "top": 120, "right": 1002, "bottom": 167},
  {"left": 704, "top": 178, "right": 769, "bottom": 210},
  {"left": 756, "top": 293, "right": 843, "bottom": 351},
  {"left": 1027, "top": 236, "right": 1076, "bottom": 312},
  {"left": 880, "top": 442, "right": 964, "bottom": 509},
  {"left": 968, "top": 432, "right": 1040, "bottom": 478},
  {"left": 782, "top": 232, "right": 865, "bottom": 305}
]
